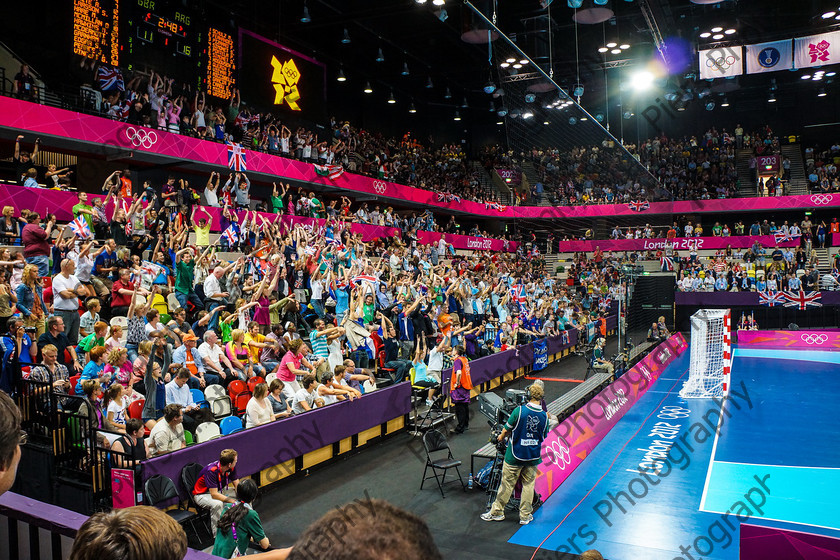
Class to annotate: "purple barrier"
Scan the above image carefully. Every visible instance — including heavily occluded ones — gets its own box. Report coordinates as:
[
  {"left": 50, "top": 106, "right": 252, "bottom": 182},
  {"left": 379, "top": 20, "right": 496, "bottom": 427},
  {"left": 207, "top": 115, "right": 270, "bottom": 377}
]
[
  {"left": 740, "top": 523, "right": 840, "bottom": 560},
  {"left": 142, "top": 382, "right": 411, "bottom": 494},
  {"left": 416, "top": 230, "right": 518, "bottom": 252},
  {"left": 0, "top": 492, "right": 217, "bottom": 559},
  {"left": 0, "top": 183, "right": 399, "bottom": 242},
  {"left": 676, "top": 291, "right": 840, "bottom": 307},
  {"left": 559, "top": 234, "right": 797, "bottom": 253},
  {"left": 535, "top": 333, "right": 688, "bottom": 499},
  {"left": 737, "top": 329, "right": 840, "bottom": 349},
  {"left": 1, "top": 97, "right": 837, "bottom": 219}
]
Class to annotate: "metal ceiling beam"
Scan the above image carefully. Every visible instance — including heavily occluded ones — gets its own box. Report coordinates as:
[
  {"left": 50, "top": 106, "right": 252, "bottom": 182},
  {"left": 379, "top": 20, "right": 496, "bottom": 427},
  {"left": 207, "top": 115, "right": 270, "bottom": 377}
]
[{"left": 638, "top": 0, "right": 667, "bottom": 64}]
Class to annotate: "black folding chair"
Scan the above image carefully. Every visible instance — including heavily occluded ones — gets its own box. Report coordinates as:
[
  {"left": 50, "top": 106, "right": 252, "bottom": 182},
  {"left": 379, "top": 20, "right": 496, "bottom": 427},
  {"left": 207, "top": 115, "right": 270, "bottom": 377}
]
[
  {"left": 180, "top": 462, "right": 212, "bottom": 536},
  {"left": 420, "top": 429, "right": 465, "bottom": 498},
  {"left": 144, "top": 474, "right": 200, "bottom": 535}
]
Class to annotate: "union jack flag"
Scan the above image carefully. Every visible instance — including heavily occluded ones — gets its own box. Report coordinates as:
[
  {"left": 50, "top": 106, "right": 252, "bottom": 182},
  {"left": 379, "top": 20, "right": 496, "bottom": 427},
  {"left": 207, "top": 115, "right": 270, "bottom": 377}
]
[
  {"left": 226, "top": 142, "right": 247, "bottom": 172},
  {"left": 446, "top": 193, "right": 462, "bottom": 203},
  {"left": 509, "top": 284, "right": 527, "bottom": 304},
  {"left": 660, "top": 256, "right": 675, "bottom": 271},
  {"left": 69, "top": 216, "right": 92, "bottom": 239},
  {"left": 221, "top": 224, "right": 239, "bottom": 245},
  {"left": 352, "top": 274, "right": 378, "bottom": 285},
  {"left": 783, "top": 289, "right": 822, "bottom": 311},
  {"left": 758, "top": 290, "right": 786, "bottom": 307},
  {"left": 97, "top": 66, "right": 125, "bottom": 92},
  {"left": 628, "top": 200, "right": 650, "bottom": 212},
  {"left": 436, "top": 193, "right": 446, "bottom": 202},
  {"left": 773, "top": 231, "right": 801, "bottom": 244}
]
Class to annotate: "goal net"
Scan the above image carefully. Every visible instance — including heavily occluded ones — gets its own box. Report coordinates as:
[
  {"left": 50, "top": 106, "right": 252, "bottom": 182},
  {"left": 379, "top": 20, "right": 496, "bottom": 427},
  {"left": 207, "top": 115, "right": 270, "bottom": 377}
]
[{"left": 680, "top": 309, "right": 731, "bottom": 399}]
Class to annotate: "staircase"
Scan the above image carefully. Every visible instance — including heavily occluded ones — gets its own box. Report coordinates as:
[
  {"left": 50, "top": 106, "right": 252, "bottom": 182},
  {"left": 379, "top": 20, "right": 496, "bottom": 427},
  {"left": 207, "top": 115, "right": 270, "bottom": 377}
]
[
  {"left": 467, "top": 160, "right": 496, "bottom": 201},
  {"left": 816, "top": 247, "right": 832, "bottom": 276},
  {"left": 781, "top": 145, "right": 809, "bottom": 195},
  {"left": 735, "top": 149, "right": 756, "bottom": 196}
]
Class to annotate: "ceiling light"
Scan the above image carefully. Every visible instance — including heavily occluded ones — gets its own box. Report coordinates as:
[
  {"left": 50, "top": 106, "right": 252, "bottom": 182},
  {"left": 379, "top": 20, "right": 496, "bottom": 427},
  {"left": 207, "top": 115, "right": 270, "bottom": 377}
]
[
  {"left": 630, "top": 70, "right": 655, "bottom": 91},
  {"left": 720, "top": 97, "right": 730, "bottom": 107},
  {"left": 801, "top": 74, "right": 812, "bottom": 80},
  {"left": 512, "top": 63, "right": 522, "bottom": 69},
  {"left": 426, "top": 76, "right": 434, "bottom": 88},
  {"left": 388, "top": 90, "right": 396, "bottom": 104},
  {"left": 724, "top": 28, "right": 736, "bottom": 34},
  {"left": 524, "top": 92, "right": 536, "bottom": 103},
  {"left": 453, "top": 110, "right": 461, "bottom": 121},
  {"left": 620, "top": 44, "right": 630, "bottom": 49},
  {"left": 767, "top": 94, "right": 776, "bottom": 102},
  {"left": 444, "top": 87, "right": 452, "bottom": 99},
  {"left": 506, "top": 57, "right": 516, "bottom": 63},
  {"left": 496, "top": 121, "right": 503, "bottom": 125},
  {"left": 341, "top": 29, "right": 351, "bottom": 44},
  {"left": 363, "top": 82, "right": 373, "bottom": 93},
  {"left": 580, "top": 117, "right": 588, "bottom": 121},
  {"left": 598, "top": 47, "right": 609, "bottom": 53},
  {"left": 836, "top": 14, "right": 840, "bottom": 19},
  {"left": 606, "top": 42, "right": 617, "bottom": 48},
  {"left": 483, "top": 80, "right": 496, "bottom": 94},
  {"left": 489, "top": 102, "right": 496, "bottom": 112},
  {"left": 433, "top": 0, "right": 445, "bottom": 5},
  {"left": 700, "top": 32, "right": 711, "bottom": 38},
  {"left": 522, "top": 111, "right": 534, "bottom": 119},
  {"left": 677, "top": 106, "right": 685, "bottom": 111},
  {"left": 461, "top": 96, "right": 469, "bottom": 108},
  {"left": 818, "top": 88, "right": 827, "bottom": 97},
  {"left": 300, "top": 3, "right": 311, "bottom": 23},
  {"left": 705, "top": 101, "right": 715, "bottom": 110},
  {"left": 827, "top": 72, "right": 837, "bottom": 77},
  {"left": 712, "top": 34, "right": 724, "bottom": 40},
  {"left": 543, "top": 121, "right": 549, "bottom": 125},
  {"left": 814, "top": 74, "right": 824, "bottom": 81},
  {"left": 711, "top": 26, "right": 723, "bottom": 32},
  {"left": 822, "top": 11, "right": 837, "bottom": 18},
  {"left": 611, "top": 49, "right": 622, "bottom": 54},
  {"left": 519, "top": 59, "right": 529, "bottom": 65},
  {"left": 595, "top": 112, "right": 604, "bottom": 122},
  {"left": 376, "top": 48, "right": 385, "bottom": 63},
  {"left": 500, "top": 62, "right": 510, "bottom": 68},
  {"left": 401, "top": 62, "right": 410, "bottom": 76},
  {"left": 497, "top": 107, "right": 508, "bottom": 116},
  {"left": 568, "top": 117, "right": 577, "bottom": 125},
  {"left": 336, "top": 68, "right": 346, "bottom": 82},
  {"left": 409, "top": 103, "right": 417, "bottom": 113},
  {"left": 815, "top": 70, "right": 825, "bottom": 75},
  {"left": 415, "top": 0, "right": 427, "bottom": 3}
]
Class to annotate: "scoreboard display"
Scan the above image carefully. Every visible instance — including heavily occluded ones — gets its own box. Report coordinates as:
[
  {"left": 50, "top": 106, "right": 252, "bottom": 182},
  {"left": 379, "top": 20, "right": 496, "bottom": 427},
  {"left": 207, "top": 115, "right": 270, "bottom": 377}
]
[{"left": 72, "top": 0, "right": 235, "bottom": 96}]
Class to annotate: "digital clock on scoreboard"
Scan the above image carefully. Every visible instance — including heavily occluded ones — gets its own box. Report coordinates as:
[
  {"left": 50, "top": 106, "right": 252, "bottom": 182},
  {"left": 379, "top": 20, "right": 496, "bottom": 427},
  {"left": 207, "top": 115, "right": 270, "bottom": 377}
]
[{"left": 125, "top": 0, "right": 200, "bottom": 75}]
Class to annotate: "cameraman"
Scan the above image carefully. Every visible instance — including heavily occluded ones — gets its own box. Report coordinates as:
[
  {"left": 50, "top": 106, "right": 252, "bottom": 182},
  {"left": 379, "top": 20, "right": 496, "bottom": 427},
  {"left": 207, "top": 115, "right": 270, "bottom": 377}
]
[
  {"left": 481, "top": 383, "right": 549, "bottom": 526},
  {"left": 593, "top": 337, "right": 614, "bottom": 375}
]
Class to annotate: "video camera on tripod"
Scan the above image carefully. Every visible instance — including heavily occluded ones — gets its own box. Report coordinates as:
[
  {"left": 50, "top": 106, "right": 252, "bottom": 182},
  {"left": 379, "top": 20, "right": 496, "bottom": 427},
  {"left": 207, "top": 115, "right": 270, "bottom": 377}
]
[{"left": 478, "top": 389, "right": 529, "bottom": 453}]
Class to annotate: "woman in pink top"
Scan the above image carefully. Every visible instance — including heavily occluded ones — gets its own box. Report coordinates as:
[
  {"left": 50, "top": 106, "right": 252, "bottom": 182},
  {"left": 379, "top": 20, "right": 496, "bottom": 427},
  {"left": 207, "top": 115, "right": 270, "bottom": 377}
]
[{"left": 277, "top": 338, "right": 315, "bottom": 398}]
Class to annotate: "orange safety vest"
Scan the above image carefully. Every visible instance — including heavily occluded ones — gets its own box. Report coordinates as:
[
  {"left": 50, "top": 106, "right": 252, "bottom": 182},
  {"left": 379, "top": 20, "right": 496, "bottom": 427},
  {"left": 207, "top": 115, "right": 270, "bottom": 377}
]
[
  {"left": 450, "top": 356, "right": 472, "bottom": 392},
  {"left": 184, "top": 350, "right": 199, "bottom": 376}
]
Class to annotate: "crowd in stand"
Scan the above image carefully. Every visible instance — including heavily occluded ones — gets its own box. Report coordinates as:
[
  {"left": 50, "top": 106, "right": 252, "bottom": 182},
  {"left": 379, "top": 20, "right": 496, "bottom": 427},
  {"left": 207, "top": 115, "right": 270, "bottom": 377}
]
[
  {"left": 806, "top": 141, "right": 840, "bottom": 192},
  {"left": 0, "top": 159, "right": 619, "bottom": 460},
  {"left": 56, "top": 63, "right": 499, "bottom": 205}
]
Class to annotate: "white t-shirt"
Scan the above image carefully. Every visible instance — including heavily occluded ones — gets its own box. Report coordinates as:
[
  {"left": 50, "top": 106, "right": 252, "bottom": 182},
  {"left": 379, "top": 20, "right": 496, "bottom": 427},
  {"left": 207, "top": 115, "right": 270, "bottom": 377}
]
[
  {"left": 198, "top": 342, "right": 224, "bottom": 370},
  {"left": 52, "top": 273, "right": 81, "bottom": 311},
  {"left": 107, "top": 397, "right": 128, "bottom": 426},
  {"left": 428, "top": 348, "right": 444, "bottom": 372},
  {"left": 292, "top": 388, "right": 317, "bottom": 414},
  {"left": 310, "top": 278, "right": 324, "bottom": 300},
  {"left": 204, "top": 186, "right": 219, "bottom": 207},
  {"left": 245, "top": 397, "right": 272, "bottom": 428}
]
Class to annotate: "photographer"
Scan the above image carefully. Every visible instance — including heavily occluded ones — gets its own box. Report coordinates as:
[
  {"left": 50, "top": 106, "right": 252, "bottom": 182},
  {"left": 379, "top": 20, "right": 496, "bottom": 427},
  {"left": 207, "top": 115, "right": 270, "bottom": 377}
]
[
  {"left": 592, "top": 337, "right": 614, "bottom": 375},
  {"left": 481, "top": 383, "right": 549, "bottom": 525}
]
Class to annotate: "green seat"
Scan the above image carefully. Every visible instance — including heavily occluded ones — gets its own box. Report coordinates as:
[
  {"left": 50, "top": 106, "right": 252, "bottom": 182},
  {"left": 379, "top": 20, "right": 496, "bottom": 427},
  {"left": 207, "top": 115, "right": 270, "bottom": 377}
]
[
  {"left": 184, "top": 430, "right": 195, "bottom": 446},
  {"left": 66, "top": 416, "right": 86, "bottom": 450}
]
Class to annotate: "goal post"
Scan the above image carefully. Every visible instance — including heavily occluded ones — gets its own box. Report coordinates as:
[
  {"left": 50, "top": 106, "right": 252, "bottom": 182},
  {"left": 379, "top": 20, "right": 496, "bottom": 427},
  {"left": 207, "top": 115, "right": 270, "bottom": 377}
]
[{"left": 680, "top": 309, "right": 732, "bottom": 399}]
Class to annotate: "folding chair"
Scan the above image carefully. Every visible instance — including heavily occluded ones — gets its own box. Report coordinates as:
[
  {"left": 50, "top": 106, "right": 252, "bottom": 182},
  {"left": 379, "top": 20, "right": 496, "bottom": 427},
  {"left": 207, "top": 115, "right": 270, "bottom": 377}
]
[
  {"left": 409, "top": 366, "right": 438, "bottom": 435},
  {"left": 220, "top": 415, "right": 244, "bottom": 435},
  {"left": 144, "top": 475, "right": 200, "bottom": 535},
  {"left": 179, "top": 463, "right": 212, "bottom": 536},
  {"left": 420, "top": 429, "right": 465, "bottom": 498},
  {"left": 195, "top": 421, "right": 221, "bottom": 443}
]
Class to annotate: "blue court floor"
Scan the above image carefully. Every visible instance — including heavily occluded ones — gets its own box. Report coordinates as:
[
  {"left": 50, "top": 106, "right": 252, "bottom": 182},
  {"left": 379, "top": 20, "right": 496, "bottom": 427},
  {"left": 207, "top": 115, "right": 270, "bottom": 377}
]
[{"left": 510, "top": 346, "right": 840, "bottom": 560}]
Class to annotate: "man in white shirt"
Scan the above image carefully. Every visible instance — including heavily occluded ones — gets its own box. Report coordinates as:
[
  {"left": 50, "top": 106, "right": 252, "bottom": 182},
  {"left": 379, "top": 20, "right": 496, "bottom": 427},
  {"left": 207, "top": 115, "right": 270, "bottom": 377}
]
[
  {"left": 52, "top": 259, "right": 87, "bottom": 344},
  {"left": 198, "top": 330, "right": 235, "bottom": 382},
  {"left": 291, "top": 375, "right": 324, "bottom": 414},
  {"left": 203, "top": 265, "right": 231, "bottom": 331},
  {"left": 165, "top": 368, "right": 206, "bottom": 433},
  {"left": 148, "top": 404, "right": 186, "bottom": 457}
]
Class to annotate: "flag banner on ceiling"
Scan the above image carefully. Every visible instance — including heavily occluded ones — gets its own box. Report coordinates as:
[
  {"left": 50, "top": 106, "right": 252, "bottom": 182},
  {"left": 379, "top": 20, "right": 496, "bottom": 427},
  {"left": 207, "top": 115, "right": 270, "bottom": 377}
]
[
  {"left": 746, "top": 39, "right": 793, "bottom": 74},
  {"left": 794, "top": 31, "right": 840, "bottom": 70},
  {"left": 698, "top": 46, "right": 744, "bottom": 80}
]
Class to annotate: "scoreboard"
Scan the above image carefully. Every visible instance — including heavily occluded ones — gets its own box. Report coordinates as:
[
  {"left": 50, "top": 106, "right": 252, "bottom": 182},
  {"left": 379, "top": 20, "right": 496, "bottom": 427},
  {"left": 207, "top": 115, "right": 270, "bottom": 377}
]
[{"left": 72, "top": 0, "right": 234, "bottom": 95}]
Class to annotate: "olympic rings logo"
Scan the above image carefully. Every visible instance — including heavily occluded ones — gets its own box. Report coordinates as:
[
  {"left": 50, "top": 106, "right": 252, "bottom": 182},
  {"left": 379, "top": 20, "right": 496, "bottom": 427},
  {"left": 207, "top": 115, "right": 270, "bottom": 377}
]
[
  {"left": 125, "top": 127, "right": 158, "bottom": 149},
  {"left": 800, "top": 334, "right": 829, "bottom": 345},
  {"left": 705, "top": 56, "right": 737, "bottom": 71},
  {"left": 372, "top": 180, "right": 387, "bottom": 194},
  {"left": 810, "top": 194, "right": 834, "bottom": 205},
  {"left": 544, "top": 439, "right": 572, "bottom": 470}
]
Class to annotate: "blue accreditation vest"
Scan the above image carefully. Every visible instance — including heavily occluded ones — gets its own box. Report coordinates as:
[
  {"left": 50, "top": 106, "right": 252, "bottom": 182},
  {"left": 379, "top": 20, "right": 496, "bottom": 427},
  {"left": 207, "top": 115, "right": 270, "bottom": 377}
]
[{"left": 510, "top": 404, "right": 549, "bottom": 463}]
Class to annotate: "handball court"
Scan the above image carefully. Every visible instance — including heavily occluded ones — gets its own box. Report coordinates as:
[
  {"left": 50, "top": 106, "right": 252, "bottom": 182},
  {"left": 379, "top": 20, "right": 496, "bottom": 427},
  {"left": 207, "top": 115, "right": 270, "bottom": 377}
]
[{"left": 510, "top": 339, "right": 840, "bottom": 560}]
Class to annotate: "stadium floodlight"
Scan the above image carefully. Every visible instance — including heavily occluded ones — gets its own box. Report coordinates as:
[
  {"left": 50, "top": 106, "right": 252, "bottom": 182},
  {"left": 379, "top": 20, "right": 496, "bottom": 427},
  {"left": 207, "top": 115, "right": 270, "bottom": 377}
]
[{"left": 630, "top": 70, "right": 655, "bottom": 91}]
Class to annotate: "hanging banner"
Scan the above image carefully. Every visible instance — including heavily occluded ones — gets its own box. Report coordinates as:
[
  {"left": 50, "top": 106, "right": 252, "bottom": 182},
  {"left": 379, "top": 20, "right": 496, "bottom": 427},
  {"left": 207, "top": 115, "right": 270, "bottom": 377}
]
[
  {"left": 794, "top": 31, "right": 840, "bottom": 70},
  {"left": 699, "top": 46, "right": 743, "bottom": 80},
  {"left": 746, "top": 39, "right": 793, "bottom": 74},
  {"left": 533, "top": 338, "right": 548, "bottom": 371}
]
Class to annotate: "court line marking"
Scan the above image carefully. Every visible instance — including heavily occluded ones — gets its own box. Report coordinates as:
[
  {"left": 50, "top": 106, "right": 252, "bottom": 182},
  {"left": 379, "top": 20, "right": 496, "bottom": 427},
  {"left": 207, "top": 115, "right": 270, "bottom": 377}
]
[
  {"left": 712, "top": 460, "right": 840, "bottom": 470},
  {"left": 697, "top": 509, "right": 840, "bottom": 534},
  {"left": 527, "top": 367, "right": 689, "bottom": 560},
  {"left": 698, "top": 394, "right": 726, "bottom": 512}
]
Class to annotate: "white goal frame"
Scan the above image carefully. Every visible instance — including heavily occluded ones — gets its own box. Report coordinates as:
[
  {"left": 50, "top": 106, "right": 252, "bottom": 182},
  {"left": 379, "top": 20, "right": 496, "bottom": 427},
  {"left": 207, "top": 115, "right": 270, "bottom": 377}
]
[{"left": 680, "top": 309, "right": 732, "bottom": 399}]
